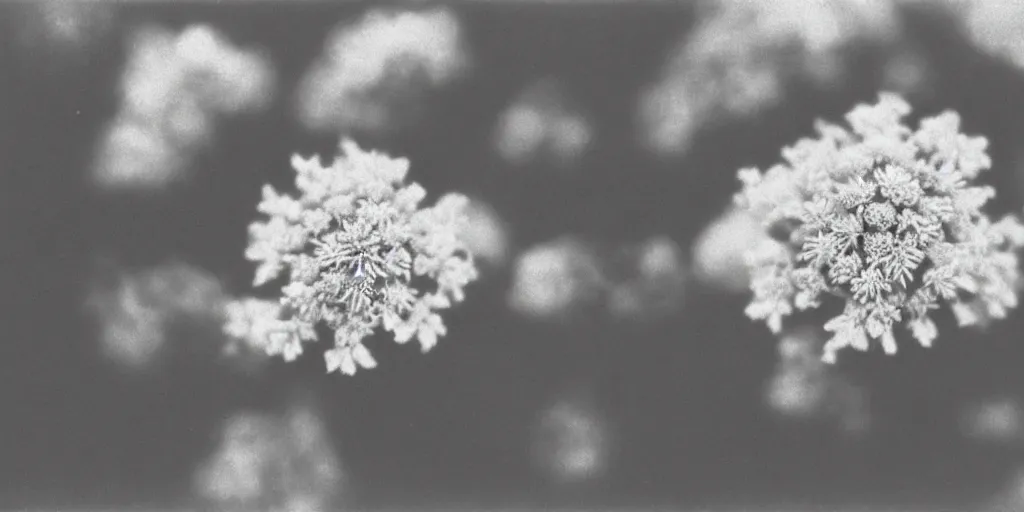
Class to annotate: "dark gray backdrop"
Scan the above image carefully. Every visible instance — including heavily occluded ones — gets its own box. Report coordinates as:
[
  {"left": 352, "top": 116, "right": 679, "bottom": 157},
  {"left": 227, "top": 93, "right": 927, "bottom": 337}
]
[{"left": 2, "top": 2, "right": 1024, "bottom": 510}]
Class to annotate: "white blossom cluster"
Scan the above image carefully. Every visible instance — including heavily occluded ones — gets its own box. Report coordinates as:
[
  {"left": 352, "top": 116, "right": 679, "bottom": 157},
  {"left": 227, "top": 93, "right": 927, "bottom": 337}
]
[
  {"left": 225, "top": 139, "right": 478, "bottom": 375},
  {"left": 639, "top": 0, "right": 900, "bottom": 156},
  {"left": 296, "top": 7, "right": 467, "bottom": 134},
  {"left": 93, "top": 24, "right": 275, "bottom": 190},
  {"left": 735, "top": 93, "right": 1024, "bottom": 363},
  {"left": 194, "top": 404, "right": 343, "bottom": 512}
]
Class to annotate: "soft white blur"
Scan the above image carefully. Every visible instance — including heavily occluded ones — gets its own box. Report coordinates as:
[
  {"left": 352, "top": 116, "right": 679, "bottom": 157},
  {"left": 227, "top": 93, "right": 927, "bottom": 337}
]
[
  {"left": 295, "top": 7, "right": 467, "bottom": 134},
  {"left": 532, "top": 388, "right": 610, "bottom": 484},
  {"left": 639, "top": 0, "right": 901, "bottom": 156},
  {"left": 961, "top": 397, "right": 1024, "bottom": 444},
  {"left": 195, "top": 402, "right": 344, "bottom": 512},
  {"left": 13, "top": 1, "right": 114, "bottom": 64},
  {"left": 494, "top": 79, "right": 593, "bottom": 168},
  {"left": 93, "top": 25, "right": 275, "bottom": 190},
  {"left": 961, "top": 0, "right": 1024, "bottom": 71},
  {"left": 691, "top": 207, "right": 767, "bottom": 293},
  {"left": 605, "top": 236, "right": 686, "bottom": 321},
  {"left": 766, "top": 328, "right": 830, "bottom": 418},
  {"left": 765, "top": 328, "right": 871, "bottom": 435},
  {"left": 461, "top": 197, "right": 512, "bottom": 269},
  {"left": 880, "top": 43, "right": 934, "bottom": 101},
  {"left": 507, "top": 237, "right": 605, "bottom": 320},
  {"left": 86, "top": 262, "right": 228, "bottom": 371}
]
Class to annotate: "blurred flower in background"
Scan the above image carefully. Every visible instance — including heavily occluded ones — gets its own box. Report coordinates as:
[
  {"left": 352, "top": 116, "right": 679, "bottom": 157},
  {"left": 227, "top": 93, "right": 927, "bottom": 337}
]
[
  {"left": 85, "top": 261, "right": 228, "bottom": 371},
  {"left": 765, "top": 328, "right": 871, "bottom": 435},
  {"left": 639, "top": 0, "right": 900, "bottom": 156},
  {"left": 604, "top": 236, "right": 686, "bottom": 322},
  {"left": 460, "top": 196, "right": 512, "bottom": 270},
  {"left": 493, "top": 79, "right": 593, "bottom": 169},
  {"left": 532, "top": 386, "right": 610, "bottom": 484},
  {"left": 691, "top": 206, "right": 769, "bottom": 293},
  {"left": 961, "top": 396, "right": 1024, "bottom": 445},
  {"left": 509, "top": 235, "right": 686, "bottom": 322},
  {"left": 12, "top": 0, "right": 115, "bottom": 69},
  {"left": 980, "top": 466, "right": 1024, "bottom": 512},
  {"left": 195, "top": 401, "right": 344, "bottom": 512},
  {"left": 904, "top": 0, "right": 1024, "bottom": 75},
  {"left": 507, "top": 236, "right": 606, "bottom": 321},
  {"left": 295, "top": 7, "right": 467, "bottom": 135},
  {"left": 92, "top": 24, "right": 275, "bottom": 191},
  {"left": 959, "top": 0, "right": 1024, "bottom": 72},
  {"left": 766, "top": 328, "right": 831, "bottom": 419},
  {"left": 880, "top": 42, "right": 934, "bottom": 102}
]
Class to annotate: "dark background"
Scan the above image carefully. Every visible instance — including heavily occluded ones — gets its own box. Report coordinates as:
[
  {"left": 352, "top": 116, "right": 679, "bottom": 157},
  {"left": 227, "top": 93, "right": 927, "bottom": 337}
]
[{"left": 3, "top": 1, "right": 1024, "bottom": 510}]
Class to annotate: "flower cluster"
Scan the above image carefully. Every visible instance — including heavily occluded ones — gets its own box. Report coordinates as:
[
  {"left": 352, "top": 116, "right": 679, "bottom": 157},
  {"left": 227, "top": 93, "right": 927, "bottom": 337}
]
[
  {"left": 735, "top": 93, "right": 1024, "bottom": 362},
  {"left": 225, "top": 140, "right": 478, "bottom": 375}
]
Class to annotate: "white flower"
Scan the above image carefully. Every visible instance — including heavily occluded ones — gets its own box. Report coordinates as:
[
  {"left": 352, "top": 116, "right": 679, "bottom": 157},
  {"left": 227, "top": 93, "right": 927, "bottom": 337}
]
[
  {"left": 324, "top": 343, "right": 377, "bottom": 376},
  {"left": 735, "top": 94, "right": 1024, "bottom": 362},
  {"left": 228, "top": 139, "right": 478, "bottom": 374}
]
